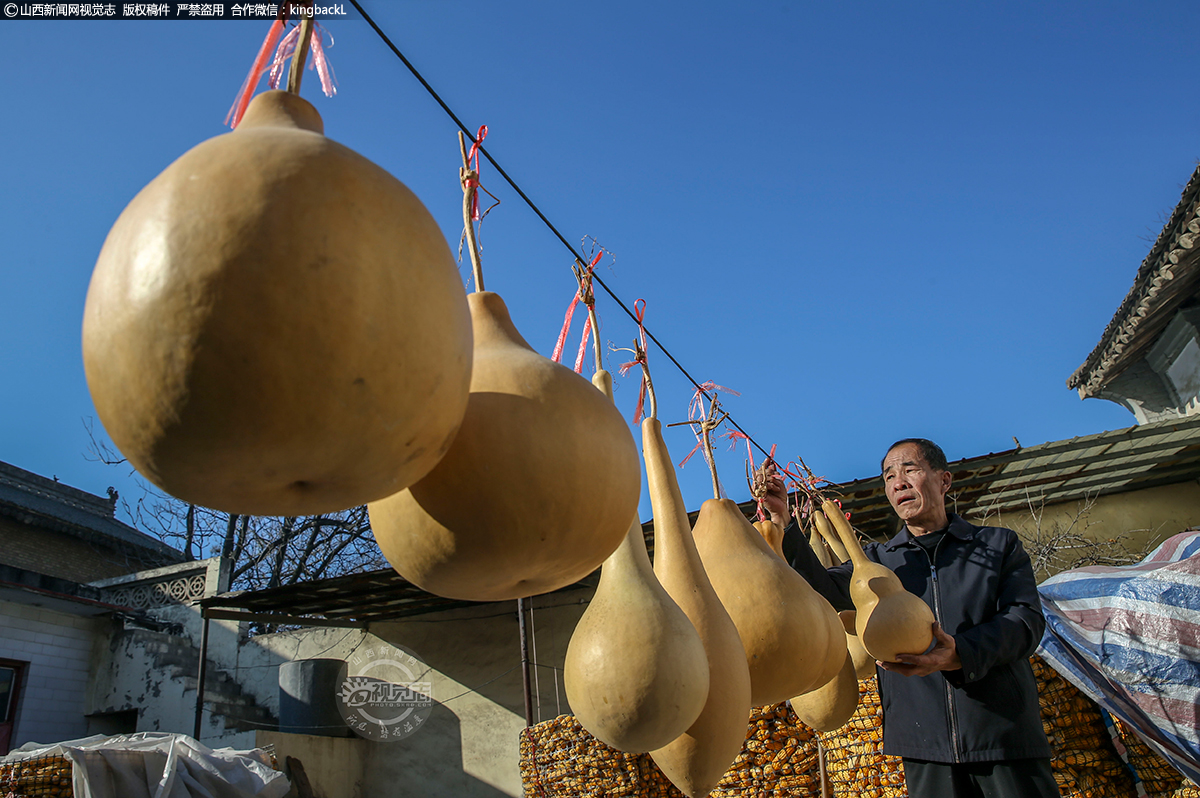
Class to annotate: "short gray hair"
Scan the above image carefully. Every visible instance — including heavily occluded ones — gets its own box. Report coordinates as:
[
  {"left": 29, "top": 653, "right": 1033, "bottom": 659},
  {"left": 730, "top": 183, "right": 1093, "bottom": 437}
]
[{"left": 881, "top": 438, "right": 948, "bottom": 473}]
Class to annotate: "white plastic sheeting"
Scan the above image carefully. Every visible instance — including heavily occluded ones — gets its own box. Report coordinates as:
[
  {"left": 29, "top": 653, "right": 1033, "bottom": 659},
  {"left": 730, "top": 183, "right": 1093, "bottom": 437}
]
[{"left": 3, "top": 732, "right": 290, "bottom": 798}]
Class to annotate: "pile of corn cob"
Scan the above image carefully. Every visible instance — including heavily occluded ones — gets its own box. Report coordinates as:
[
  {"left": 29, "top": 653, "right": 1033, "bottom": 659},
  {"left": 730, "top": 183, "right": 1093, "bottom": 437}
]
[
  {"left": 0, "top": 755, "right": 73, "bottom": 798},
  {"left": 1111, "top": 717, "right": 1200, "bottom": 798},
  {"left": 519, "top": 703, "right": 821, "bottom": 797},
  {"left": 708, "top": 703, "right": 820, "bottom": 798},
  {"left": 520, "top": 656, "right": 1167, "bottom": 798},
  {"left": 1031, "top": 654, "right": 1136, "bottom": 798},
  {"left": 815, "top": 678, "right": 906, "bottom": 798}
]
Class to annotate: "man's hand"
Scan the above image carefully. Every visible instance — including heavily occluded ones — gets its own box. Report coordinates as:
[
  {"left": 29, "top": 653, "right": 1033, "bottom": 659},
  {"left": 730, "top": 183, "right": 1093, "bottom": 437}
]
[
  {"left": 877, "top": 622, "right": 961, "bottom": 677},
  {"left": 761, "top": 462, "right": 790, "bottom": 530}
]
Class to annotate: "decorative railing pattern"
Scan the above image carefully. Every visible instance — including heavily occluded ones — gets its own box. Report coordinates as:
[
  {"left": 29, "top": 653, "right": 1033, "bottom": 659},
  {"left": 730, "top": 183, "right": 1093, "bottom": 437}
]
[
  {"left": 104, "top": 573, "right": 209, "bottom": 608},
  {"left": 93, "top": 556, "right": 228, "bottom": 610}
]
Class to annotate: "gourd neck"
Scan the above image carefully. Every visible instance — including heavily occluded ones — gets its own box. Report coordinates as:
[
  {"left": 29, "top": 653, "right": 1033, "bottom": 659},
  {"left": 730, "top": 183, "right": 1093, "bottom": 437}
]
[
  {"left": 821, "top": 503, "right": 870, "bottom": 569},
  {"left": 236, "top": 90, "right": 324, "bottom": 134},
  {"left": 599, "top": 519, "right": 654, "bottom": 587},
  {"left": 643, "top": 418, "right": 704, "bottom": 577},
  {"left": 469, "top": 291, "right": 535, "bottom": 351}
]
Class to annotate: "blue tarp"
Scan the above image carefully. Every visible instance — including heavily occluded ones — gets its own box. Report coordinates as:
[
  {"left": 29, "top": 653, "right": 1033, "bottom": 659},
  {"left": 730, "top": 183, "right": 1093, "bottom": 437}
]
[{"left": 1037, "top": 530, "right": 1200, "bottom": 786}]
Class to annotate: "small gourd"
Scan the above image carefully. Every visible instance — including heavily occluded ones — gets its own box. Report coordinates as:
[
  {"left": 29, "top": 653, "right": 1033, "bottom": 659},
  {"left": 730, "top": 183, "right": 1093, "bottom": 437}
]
[
  {"left": 563, "top": 374, "right": 709, "bottom": 753},
  {"left": 811, "top": 509, "right": 850, "bottom": 563},
  {"left": 754, "top": 519, "right": 785, "bottom": 560},
  {"left": 368, "top": 294, "right": 640, "bottom": 601},
  {"left": 643, "top": 413, "right": 750, "bottom": 796},
  {"left": 83, "top": 90, "right": 473, "bottom": 516},
  {"left": 789, "top": 648, "right": 859, "bottom": 732},
  {"left": 693, "top": 498, "right": 845, "bottom": 706},
  {"left": 818, "top": 500, "right": 935, "bottom": 662},
  {"left": 840, "top": 610, "right": 877, "bottom": 679},
  {"left": 809, "top": 527, "right": 835, "bottom": 568}
]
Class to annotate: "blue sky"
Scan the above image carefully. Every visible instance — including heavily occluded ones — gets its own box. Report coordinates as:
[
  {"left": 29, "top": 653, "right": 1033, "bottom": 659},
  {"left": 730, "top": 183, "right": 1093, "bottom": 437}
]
[{"left": 2, "top": 2, "right": 1197, "bottom": 531}]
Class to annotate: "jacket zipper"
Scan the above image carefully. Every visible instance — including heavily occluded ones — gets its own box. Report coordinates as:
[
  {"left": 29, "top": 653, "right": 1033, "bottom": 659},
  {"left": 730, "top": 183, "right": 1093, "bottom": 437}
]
[{"left": 925, "top": 538, "right": 960, "bottom": 763}]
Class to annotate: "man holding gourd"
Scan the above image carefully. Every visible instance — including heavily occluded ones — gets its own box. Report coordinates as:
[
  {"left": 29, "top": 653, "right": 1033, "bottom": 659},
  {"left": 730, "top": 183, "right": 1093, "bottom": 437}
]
[{"left": 764, "top": 439, "right": 1060, "bottom": 798}]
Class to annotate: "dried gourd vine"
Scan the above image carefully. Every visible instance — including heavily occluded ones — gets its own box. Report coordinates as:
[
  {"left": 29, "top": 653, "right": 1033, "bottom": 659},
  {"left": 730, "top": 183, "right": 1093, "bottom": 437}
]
[
  {"left": 286, "top": 17, "right": 315, "bottom": 94},
  {"left": 669, "top": 393, "right": 730, "bottom": 502},
  {"left": 573, "top": 259, "right": 605, "bottom": 374},
  {"left": 458, "top": 130, "right": 486, "bottom": 292}
]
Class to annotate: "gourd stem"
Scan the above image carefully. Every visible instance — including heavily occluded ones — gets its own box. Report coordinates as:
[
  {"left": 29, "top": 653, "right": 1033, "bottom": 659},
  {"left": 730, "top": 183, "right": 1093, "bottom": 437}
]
[
  {"left": 458, "top": 131, "right": 485, "bottom": 292},
  {"left": 696, "top": 399, "right": 728, "bottom": 501},
  {"left": 287, "top": 17, "right": 315, "bottom": 95},
  {"left": 588, "top": 303, "right": 603, "bottom": 374},
  {"left": 638, "top": 351, "right": 658, "bottom": 421},
  {"left": 704, "top": 422, "right": 720, "bottom": 501}
]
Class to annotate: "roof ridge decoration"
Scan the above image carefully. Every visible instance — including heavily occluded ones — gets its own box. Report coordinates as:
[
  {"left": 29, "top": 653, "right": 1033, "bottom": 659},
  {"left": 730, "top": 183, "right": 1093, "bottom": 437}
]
[
  {"left": 0, "top": 459, "right": 115, "bottom": 519},
  {"left": 1068, "top": 163, "right": 1200, "bottom": 397}
]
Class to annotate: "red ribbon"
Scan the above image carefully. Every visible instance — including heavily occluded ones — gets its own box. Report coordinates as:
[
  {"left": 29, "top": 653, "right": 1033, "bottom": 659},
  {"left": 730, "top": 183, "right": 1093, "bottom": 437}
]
[
  {"left": 617, "top": 299, "right": 649, "bottom": 423},
  {"left": 466, "top": 125, "right": 488, "bottom": 221},
  {"left": 226, "top": 18, "right": 287, "bottom": 128},
  {"left": 572, "top": 315, "right": 592, "bottom": 374},
  {"left": 551, "top": 250, "right": 603, "bottom": 372}
]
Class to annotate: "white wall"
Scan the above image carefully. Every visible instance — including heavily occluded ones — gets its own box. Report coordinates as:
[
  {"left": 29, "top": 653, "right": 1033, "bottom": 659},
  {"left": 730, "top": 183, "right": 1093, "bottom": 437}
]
[{"left": 0, "top": 599, "right": 99, "bottom": 748}]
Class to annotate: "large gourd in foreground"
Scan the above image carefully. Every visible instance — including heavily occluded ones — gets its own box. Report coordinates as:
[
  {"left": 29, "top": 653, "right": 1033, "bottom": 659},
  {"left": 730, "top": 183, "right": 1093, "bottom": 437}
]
[
  {"left": 563, "top": 373, "right": 709, "bottom": 753},
  {"left": 693, "top": 503, "right": 845, "bottom": 706},
  {"left": 818, "top": 500, "right": 935, "bottom": 662},
  {"left": 643, "top": 414, "right": 751, "bottom": 795},
  {"left": 82, "top": 90, "right": 473, "bottom": 516},
  {"left": 368, "top": 297, "right": 640, "bottom": 601}
]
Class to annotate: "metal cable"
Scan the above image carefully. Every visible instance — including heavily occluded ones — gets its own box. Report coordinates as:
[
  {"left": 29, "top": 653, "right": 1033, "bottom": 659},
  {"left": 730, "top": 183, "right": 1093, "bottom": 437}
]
[{"left": 347, "top": 0, "right": 777, "bottom": 464}]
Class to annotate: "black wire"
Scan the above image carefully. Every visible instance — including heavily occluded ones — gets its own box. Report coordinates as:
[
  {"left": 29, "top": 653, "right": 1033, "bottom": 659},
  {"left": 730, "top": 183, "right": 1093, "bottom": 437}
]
[{"left": 346, "top": 0, "right": 776, "bottom": 464}]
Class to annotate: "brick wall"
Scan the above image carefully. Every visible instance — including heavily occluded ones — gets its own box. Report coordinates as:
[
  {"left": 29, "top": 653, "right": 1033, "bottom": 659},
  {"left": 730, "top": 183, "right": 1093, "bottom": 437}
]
[
  {"left": 0, "top": 515, "right": 147, "bottom": 583},
  {"left": 0, "top": 600, "right": 100, "bottom": 748}
]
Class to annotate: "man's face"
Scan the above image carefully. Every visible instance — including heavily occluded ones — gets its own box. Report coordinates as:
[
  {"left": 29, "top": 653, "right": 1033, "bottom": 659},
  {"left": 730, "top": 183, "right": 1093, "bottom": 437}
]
[{"left": 882, "top": 443, "right": 951, "bottom": 530}]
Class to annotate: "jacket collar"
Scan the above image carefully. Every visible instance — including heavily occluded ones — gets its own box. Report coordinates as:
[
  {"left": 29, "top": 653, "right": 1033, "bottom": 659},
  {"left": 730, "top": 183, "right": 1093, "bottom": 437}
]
[{"left": 884, "top": 513, "right": 976, "bottom": 551}]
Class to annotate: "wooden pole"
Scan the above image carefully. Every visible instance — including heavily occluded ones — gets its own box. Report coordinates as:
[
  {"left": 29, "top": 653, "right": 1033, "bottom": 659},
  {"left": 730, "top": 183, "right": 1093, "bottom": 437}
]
[
  {"left": 193, "top": 614, "right": 210, "bottom": 740},
  {"left": 518, "top": 598, "right": 534, "bottom": 727}
]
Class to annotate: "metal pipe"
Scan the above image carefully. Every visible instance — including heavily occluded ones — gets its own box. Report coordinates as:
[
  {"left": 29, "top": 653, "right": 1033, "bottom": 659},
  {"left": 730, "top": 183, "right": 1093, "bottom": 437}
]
[
  {"left": 517, "top": 597, "right": 533, "bottom": 727},
  {"left": 194, "top": 613, "right": 210, "bottom": 740}
]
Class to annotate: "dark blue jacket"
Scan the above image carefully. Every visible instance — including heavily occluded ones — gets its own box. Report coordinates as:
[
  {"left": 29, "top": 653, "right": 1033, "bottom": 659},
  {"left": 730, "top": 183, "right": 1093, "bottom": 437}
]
[{"left": 782, "top": 514, "right": 1051, "bottom": 763}]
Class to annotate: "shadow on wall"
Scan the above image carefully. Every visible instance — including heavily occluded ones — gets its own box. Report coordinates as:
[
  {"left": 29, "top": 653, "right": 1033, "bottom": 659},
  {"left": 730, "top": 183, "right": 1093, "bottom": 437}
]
[
  {"left": 368, "top": 587, "right": 592, "bottom": 723},
  {"left": 363, "top": 703, "right": 513, "bottom": 798},
  {"left": 263, "top": 703, "right": 513, "bottom": 798}
]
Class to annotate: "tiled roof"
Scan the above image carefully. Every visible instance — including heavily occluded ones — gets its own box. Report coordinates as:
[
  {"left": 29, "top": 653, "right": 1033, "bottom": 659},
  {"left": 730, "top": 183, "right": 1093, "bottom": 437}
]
[
  {"left": 1068, "top": 164, "right": 1200, "bottom": 397},
  {"left": 0, "top": 460, "right": 182, "bottom": 562},
  {"left": 801, "top": 415, "right": 1200, "bottom": 542}
]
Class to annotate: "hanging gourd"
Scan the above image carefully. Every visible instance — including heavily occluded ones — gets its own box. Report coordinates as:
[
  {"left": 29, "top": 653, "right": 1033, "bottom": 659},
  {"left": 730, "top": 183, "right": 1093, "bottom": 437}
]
[
  {"left": 840, "top": 609, "right": 877, "bottom": 679},
  {"left": 811, "top": 507, "right": 851, "bottom": 563},
  {"left": 789, "top": 648, "right": 859, "bottom": 732},
  {"left": 600, "top": 343, "right": 751, "bottom": 793},
  {"left": 754, "top": 519, "right": 786, "bottom": 560},
  {"left": 817, "top": 500, "right": 935, "bottom": 663},
  {"left": 563, "top": 311, "right": 709, "bottom": 754},
  {"left": 82, "top": 40, "right": 473, "bottom": 517},
  {"left": 368, "top": 141, "right": 640, "bottom": 601},
  {"left": 750, "top": 500, "right": 858, "bottom": 732},
  {"left": 813, "top": 527, "right": 835, "bottom": 566},
  {"left": 688, "top": 396, "right": 846, "bottom": 707}
]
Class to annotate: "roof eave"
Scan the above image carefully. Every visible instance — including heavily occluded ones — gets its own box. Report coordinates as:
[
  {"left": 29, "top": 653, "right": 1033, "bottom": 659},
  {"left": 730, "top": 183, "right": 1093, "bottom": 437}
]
[{"left": 1069, "top": 164, "right": 1200, "bottom": 398}]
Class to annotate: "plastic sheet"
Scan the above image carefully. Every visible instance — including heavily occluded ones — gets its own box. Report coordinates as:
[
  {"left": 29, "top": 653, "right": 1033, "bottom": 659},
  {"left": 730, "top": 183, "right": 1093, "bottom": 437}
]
[
  {"left": 2, "top": 732, "right": 289, "bottom": 798},
  {"left": 1038, "top": 530, "right": 1200, "bottom": 787}
]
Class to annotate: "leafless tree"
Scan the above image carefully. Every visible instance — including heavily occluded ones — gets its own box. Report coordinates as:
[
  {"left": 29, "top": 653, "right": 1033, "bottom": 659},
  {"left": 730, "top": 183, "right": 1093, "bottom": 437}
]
[
  {"left": 85, "top": 419, "right": 388, "bottom": 592},
  {"left": 1011, "top": 489, "right": 1161, "bottom": 582}
]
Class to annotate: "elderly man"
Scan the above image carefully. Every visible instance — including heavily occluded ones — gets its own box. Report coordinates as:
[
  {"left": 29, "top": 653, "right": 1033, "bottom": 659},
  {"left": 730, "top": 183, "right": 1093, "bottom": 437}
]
[{"left": 764, "top": 438, "right": 1059, "bottom": 798}]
